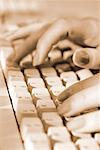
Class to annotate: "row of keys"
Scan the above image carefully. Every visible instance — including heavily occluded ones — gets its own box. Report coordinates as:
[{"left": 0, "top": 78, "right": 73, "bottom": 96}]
[
  {"left": 20, "top": 66, "right": 78, "bottom": 149},
  {"left": 6, "top": 69, "right": 36, "bottom": 125}
]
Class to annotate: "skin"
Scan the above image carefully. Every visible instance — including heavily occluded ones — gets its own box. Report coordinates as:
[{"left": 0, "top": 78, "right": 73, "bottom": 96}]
[
  {"left": 6, "top": 17, "right": 99, "bottom": 64},
  {"left": 5, "top": 17, "right": 100, "bottom": 134}
]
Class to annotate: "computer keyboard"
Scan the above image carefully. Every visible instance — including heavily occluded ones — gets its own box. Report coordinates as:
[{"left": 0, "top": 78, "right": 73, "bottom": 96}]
[{"left": 0, "top": 27, "right": 100, "bottom": 150}]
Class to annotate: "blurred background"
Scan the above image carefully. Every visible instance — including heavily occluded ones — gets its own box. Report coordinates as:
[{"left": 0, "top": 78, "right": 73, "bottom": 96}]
[{"left": 0, "top": 0, "right": 99, "bottom": 25}]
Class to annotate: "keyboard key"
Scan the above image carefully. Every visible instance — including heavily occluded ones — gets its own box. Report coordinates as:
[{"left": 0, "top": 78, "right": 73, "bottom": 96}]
[
  {"left": 76, "top": 138, "right": 100, "bottom": 150},
  {"left": 5, "top": 66, "right": 20, "bottom": 72},
  {"left": 47, "top": 126, "right": 71, "bottom": 145},
  {"left": 12, "top": 88, "right": 32, "bottom": 102},
  {"left": 11, "top": 87, "right": 28, "bottom": 98},
  {"left": 7, "top": 76, "right": 24, "bottom": 83},
  {"left": 36, "top": 99, "right": 56, "bottom": 117},
  {"left": 60, "top": 71, "right": 78, "bottom": 85},
  {"left": 60, "top": 71, "right": 78, "bottom": 88},
  {"left": 54, "top": 142, "right": 77, "bottom": 150},
  {"left": 16, "top": 101, "right": 37, "bottom": 125},
  {"left": 42, "top": 112, "right": 63, "bottom": 132},
  {"left": 13, "top": 96, "right": 33, "bottom": 112},
  {"left": 76, "top": 69, "right": 93, "bottom": 80},
  {"left": 8, "top": 80, "right": 27, "bottom": 91},
  {"left": 24, "top": 133, "right": 51, "bottom": 150},
  {"left": 49, "top": 86, "right": 65, "bottom": 102},
  {"left": 40, "top": 67, "right": 57, "bottom": 78},
  {"left": 24, "top": 68, "right": 40, "bottom": 80},
  {"left": 32, "top": 88, "right": 50, "bottom": 104},
  {"left": 65, "top": 80, "right": 78, "bottom": 88},
  {"left": 4, "top": 66, "right": 20, "bottom": 79},
  {"left": 48, "top": 49, "right": 62, "bottom": 63},
  {"left": 45, "top": 76, "right": 62, "bottom": 89},
  {"left": 7, "top": 70, "right": 24, "bottom": 78},
  {"left": 27, "top": 78, "right": 45, "bottom": 92},
  {"left": 20, "top": 117, "right": 44, "bottom": 141}
]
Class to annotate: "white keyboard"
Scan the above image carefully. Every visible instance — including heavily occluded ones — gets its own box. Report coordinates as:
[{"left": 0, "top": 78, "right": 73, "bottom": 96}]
[{"left": 0, "top": 20, "right": 100, "bottom": 150}]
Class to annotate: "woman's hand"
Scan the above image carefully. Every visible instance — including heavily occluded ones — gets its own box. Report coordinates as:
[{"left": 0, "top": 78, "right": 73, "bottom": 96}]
[
  {"left": 57, "top": 73, "right": 100, "bottom": 133},
  {"left": 33, "top": 17, "right": 99, "bottom": 66},
  {"left": 6, "top": 21, "right": 51, "bottom": 64},
  {"left": 6, "top": 17, "right": 99, "bottom": 67}
]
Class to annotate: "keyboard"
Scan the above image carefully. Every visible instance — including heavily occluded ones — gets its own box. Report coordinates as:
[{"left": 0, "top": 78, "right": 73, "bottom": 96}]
[{"left": 0, "top": 25, "right": 100, "bottom": 150}]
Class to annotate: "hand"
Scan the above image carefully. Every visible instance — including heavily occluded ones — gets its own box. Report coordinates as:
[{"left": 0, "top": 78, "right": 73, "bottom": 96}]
[
  {"left": 6, "top": 21, "right": 50, "bottom": 41},
  {"left": 33, "top": 17, "right": 99, "bottom": 66},
  {"left": 6, "top": 21, "right": 51, "bottom": 64},
  {"left": 57, "top": 73, "right": 100, "bottom": 133},
  {"left": 6, "top": 17, "right": 99, "bottom": 67}
]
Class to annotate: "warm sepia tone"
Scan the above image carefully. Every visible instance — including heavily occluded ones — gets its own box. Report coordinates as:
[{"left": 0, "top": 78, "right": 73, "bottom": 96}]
[{"left": 0, "top": 0, "right": 100, "bottom": 150}]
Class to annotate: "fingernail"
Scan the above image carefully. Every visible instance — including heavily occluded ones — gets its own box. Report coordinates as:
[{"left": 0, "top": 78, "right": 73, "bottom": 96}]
[{"left": 67, "top": 116, "right": 85, "bottom": 131}]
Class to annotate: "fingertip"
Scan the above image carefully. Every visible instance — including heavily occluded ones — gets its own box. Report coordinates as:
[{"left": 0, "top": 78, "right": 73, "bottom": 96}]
[
  {"left": 84, "top": 38, "right": 98, "bottom": 47},
  {"left": 33, "top": 51, "right": 46, "bottom": 66},
  {"left": 33, "top": 52, "right": 39, "bottom": 66}
]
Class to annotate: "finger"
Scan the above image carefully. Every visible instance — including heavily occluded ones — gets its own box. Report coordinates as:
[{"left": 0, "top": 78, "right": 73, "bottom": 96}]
[
  {"left": 54, "top": 39, "right": 80, "bottom": 51},
  {"left": 2, "top": 30, "right": 17, "bottom": 38},
  {"left": 33, "top": 19, "right": 69, "bottom": 66},
  {"left": 6, "top": 21, "right": 50, "bottom": 41},
  {"left": 57, "top": 83, "right": 100, "bottom": 117},
  {"left": 84, "top": 36, "right": 100, "bottom": 47},
  {"left": 58, "top": 73, "right": 99, "bottom": 102},
  {"left": 73, "top": 48, "right": 100, "bottom": 69},
  {"left": 67, "top": 110, "right": 100, "bottom": 133},
  {"left": 0, "top": 38, "right": 11, "bottom": 46},
  {"left": 7, "top": 25, "right": 48, "bottom": 64},
  {"left": 69, "top": 17, "right": 99, "bottom": 46}
]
